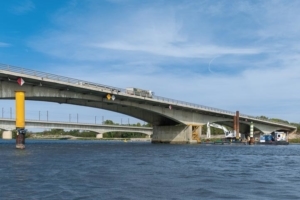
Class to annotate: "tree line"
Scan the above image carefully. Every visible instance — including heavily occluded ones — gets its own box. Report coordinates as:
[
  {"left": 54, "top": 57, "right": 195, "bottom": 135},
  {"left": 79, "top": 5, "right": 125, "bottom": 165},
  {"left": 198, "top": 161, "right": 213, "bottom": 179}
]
[{"left": 257, "top": 116, "right": 300, "bottom": 132}]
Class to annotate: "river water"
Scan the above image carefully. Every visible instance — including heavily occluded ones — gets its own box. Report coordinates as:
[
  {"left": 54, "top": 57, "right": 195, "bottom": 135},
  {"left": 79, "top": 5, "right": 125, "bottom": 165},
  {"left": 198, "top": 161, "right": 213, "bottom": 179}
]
[{"left": 0, "top": 139, "right": 300, "bottom": 200}]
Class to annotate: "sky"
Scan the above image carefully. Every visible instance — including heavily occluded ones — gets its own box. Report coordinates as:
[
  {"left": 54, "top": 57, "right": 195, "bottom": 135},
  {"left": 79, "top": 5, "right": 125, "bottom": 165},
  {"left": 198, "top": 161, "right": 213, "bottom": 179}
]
[{"left": 0, "top": 0, "right": 300, "bottom": 126}]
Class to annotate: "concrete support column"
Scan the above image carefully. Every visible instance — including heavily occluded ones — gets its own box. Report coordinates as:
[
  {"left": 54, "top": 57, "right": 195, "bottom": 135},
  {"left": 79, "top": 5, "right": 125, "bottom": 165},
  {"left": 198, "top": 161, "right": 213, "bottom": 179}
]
[
  {"left": 206, "top": 123, "right": 211, "bottom": 139},
  {"left": 2, "top": 131, "right": 12, "bottom": 139},
  {"left": 199, "top": 125, "right": 202, "bottom": 139},
  {"left": 96, "top": 133, "right": 103, "bottom": 139},
  {"left": 152, "top": 125, "right": 193, "bottom": 144},
  {"left": 16, "top": 130, "right": 26, "bottom": 148}
]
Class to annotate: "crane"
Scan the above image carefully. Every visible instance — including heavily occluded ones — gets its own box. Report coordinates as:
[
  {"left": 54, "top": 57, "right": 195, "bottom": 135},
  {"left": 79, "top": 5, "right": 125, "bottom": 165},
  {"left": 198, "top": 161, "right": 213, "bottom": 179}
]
[{"left": 206, "top": 122, "right": 236, "bottom": 139}]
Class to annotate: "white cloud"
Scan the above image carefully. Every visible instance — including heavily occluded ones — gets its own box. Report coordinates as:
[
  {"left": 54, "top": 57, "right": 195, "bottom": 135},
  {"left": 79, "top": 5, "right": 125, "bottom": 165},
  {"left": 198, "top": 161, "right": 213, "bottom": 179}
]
[
  {"left": 92, "top": 42, "right": 261, "bottom": 58},
  {"left": 24, "top": 0, "right": 300, "bottom": 123},
  {"left": 0, "top": 42, "right": 10, "bottom": 47},
  {"left": 33, "top": 58, "right": 300, "bottom": 123},
  {"left": 29, "top": 1, "right": 262, "bottom": 62},
  {"left": 10, "top": 0, "right": 35, "bottom": 15}
]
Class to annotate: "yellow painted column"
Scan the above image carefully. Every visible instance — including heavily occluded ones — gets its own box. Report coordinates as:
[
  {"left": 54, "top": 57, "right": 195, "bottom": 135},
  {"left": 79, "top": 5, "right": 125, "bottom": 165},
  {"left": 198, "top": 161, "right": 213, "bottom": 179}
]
[
  {"left": 16, "top": 91, "right": 25, "bottom": 128},
  {"left": 15, "top": 91, "right": 26, "bottom": 149}
]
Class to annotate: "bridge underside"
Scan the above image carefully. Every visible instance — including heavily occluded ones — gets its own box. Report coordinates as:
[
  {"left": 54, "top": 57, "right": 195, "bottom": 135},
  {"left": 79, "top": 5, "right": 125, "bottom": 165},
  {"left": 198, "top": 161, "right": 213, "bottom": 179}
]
[
  {"left": 32, "top": 97, "right": 179, "bottom": 126},
  {"left": 0, "top": 81, "right": 235, "bottom": 126},
  {"left": 216, "top": 121, "right": 292, "bottom": 135}
]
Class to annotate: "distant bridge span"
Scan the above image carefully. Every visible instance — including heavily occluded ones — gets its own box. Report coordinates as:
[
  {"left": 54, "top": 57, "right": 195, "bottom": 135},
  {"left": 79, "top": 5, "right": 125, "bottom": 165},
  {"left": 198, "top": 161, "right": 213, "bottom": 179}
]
[
  {"left": 0, "top": 64, "right": 296, "bottom": 143},
  {"left": 0, "top": 118, "right": 153, "bottom": 136}
]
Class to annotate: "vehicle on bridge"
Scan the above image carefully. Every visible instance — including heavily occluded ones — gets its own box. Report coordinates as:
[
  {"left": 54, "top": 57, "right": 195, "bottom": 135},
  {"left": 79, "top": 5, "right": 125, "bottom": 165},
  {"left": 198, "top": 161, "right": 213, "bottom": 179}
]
[{"left": 126, "top": 87, "right": 154, "bottom": 98}]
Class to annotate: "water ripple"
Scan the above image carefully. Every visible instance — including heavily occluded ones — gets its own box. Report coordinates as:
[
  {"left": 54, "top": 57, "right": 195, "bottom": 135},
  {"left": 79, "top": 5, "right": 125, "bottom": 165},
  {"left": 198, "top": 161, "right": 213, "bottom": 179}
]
[{"left": 1, "top": 140, "right": 300, "bottom": 199}]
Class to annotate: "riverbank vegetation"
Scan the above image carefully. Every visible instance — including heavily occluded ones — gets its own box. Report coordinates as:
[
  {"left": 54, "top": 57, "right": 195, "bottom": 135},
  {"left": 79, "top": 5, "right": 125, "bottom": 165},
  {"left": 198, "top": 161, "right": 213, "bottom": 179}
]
[{"left": 257, "top": 116, "right": 300, "bottom": 133}]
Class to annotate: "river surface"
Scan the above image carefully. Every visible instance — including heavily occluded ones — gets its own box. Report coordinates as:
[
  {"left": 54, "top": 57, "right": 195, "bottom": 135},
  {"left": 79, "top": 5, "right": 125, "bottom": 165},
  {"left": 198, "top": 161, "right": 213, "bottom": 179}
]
[{"left": 0, "top": 139, "right": 300, "bottom": 200}]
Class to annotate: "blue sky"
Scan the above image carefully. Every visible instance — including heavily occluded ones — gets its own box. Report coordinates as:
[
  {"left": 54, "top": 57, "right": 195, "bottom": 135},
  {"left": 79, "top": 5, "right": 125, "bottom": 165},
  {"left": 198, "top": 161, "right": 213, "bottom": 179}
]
[{"left": 1, "top": 0, "right": 300, "bottom": 125}]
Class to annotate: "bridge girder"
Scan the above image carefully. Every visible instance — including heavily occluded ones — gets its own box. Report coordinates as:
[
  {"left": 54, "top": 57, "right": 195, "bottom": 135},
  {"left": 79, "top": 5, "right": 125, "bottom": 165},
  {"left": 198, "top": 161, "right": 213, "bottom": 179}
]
[
  {"left": 210, "top": 120, "right": 291, "bottom": 134},
  {"left": 0, "top": 81, "right": 230, "bottom": 126},
  {"left": 0, "top": 72, "right": 296, "bottom": 135}
]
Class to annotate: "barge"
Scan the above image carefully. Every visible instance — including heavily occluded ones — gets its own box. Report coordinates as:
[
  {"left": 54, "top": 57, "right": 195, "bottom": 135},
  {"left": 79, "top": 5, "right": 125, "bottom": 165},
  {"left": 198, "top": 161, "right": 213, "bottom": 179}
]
[{"left": 256, "top": 131, "right": 289, "bottom": 145}]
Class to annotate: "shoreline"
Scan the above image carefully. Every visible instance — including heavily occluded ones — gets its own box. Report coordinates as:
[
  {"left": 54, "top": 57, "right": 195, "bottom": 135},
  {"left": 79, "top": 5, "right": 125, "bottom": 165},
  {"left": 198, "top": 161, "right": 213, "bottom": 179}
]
[
  {"left": 27, "top": 135, "right": 151, "bottom": 142},
  {"left": 2, "top": 133, "right": 300, "bottom": 143}
]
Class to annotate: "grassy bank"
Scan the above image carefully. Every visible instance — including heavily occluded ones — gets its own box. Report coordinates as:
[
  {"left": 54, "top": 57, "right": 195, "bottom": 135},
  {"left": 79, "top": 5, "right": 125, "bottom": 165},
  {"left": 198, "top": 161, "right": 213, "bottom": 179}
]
[{"left": 288, "top": 138, "right": 300, "bottom": 143}]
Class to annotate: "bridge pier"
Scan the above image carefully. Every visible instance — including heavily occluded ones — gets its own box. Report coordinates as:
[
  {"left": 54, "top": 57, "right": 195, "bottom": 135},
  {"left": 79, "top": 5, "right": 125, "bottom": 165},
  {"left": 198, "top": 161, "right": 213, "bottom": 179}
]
[
  {"left": 16, "top": 129, "right": 26, "bottom": 149},
  {"left": 96, "top": 133, "right": 103, "bottom": 139},
  {"left": 152, "top": 125, "right": 200, "bottom": 144},
  {"left": 2, "top": 131, "right": 12, "bottom": 139}
]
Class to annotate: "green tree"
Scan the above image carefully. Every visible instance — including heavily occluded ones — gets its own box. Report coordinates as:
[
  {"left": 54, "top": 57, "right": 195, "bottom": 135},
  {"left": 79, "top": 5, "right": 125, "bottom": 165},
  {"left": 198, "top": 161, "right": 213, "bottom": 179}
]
[
  {"left": 257, "top": 116, "right": 269, "bottom": 120},
  {"left": 143, "top": 123, "right": 152, "bottom": 127},
  {"left": 104, "top": 120, "right": 114, "bottom": 125},
  {"left": 269, "top": 118, "right": 289, "bottom": 124}
]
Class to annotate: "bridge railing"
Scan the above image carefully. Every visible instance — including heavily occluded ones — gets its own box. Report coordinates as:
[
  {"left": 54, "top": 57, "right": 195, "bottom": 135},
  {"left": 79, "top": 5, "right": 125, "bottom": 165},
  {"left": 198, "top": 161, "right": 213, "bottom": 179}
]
[
  {"left": 153, "top": 95, "right": 236, "bottom": 115},
  {"left": 0, "top": 63, "right": 126, "bottom": 93},
  {"left": 0, "top": 64, "right": 293, "bottom": 127},
  {"left": 152, "top": 95, "right": 283, "bottom": 124}
]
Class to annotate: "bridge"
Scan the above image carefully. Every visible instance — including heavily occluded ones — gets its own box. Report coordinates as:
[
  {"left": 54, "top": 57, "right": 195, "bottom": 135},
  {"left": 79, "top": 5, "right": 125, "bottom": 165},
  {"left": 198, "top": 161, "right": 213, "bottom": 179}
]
[
  {"left": 0, "top": 64, "right": 297, "bottom": 143},
  {"left": 0, "top": 118, "right": 153, "bottom": 138}
]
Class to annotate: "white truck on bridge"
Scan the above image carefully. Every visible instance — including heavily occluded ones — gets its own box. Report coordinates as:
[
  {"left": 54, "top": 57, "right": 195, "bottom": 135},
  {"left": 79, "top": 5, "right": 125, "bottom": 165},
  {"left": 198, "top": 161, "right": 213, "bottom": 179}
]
[{"left": 126, "top": 87, "right": 154, "bottom": 98}]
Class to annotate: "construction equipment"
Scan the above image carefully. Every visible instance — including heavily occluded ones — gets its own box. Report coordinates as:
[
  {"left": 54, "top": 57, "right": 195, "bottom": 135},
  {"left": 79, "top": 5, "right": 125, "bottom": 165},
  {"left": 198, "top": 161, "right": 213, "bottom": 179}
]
[{"left": 206, "top": 122, "right": 236, "bottom": 139}]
